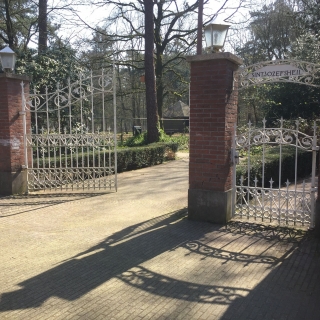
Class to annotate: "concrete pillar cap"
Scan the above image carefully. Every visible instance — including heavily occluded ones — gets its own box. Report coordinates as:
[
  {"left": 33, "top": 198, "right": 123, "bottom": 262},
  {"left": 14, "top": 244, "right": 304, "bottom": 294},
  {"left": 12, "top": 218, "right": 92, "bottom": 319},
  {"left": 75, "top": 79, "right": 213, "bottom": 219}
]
[{"left": 186, "top": 52, "right": 243, "bottom": 66}]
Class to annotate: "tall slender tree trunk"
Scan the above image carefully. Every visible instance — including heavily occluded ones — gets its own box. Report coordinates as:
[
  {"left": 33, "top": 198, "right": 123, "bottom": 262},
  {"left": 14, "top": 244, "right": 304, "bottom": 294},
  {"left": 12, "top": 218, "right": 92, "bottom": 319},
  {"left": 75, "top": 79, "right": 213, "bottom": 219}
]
[
  {"left": 155, "top": 50, "right": 164, "bottom": 129},
  {"left": 144, "top": 0, "right": 159, "bottom": 143},
  {"left": 154, "top": 0, "right": 164, "bottom": 129},
  {"left": 197, "top": 0, "right": 203, "bottom": 54},
  {"left": 38, "top": 0, "right": 48, "bottom": 53},
  {"left": 4, "top": 0, "right": 15, "bottom": 48}
]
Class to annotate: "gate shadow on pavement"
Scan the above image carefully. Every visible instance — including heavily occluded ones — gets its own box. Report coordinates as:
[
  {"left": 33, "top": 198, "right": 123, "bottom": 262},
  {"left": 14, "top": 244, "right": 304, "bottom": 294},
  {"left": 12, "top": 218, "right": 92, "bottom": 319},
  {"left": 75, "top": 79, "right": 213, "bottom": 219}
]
[
  {"left": 220, "top": 225, "right": 320, "bottom": 320},
  {"left": 0, "top": 210, "right": 315, "bottom": 314},
  {"left": 0, "top": 193, "right": 111, "bottom": 217},
  {"left": 117, "top": 266, "right": 251, "bottom": 305}
]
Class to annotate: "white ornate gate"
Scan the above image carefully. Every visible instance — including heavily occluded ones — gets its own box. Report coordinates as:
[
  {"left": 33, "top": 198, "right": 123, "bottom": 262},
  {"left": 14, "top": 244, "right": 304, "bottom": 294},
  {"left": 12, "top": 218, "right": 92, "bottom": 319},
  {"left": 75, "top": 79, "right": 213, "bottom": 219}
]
[
  {"left": 21, "top": 68, "right": 117, "bottom": 192},
  {"left": 232, "top": 118, "right": 318, "bottom": 228}
]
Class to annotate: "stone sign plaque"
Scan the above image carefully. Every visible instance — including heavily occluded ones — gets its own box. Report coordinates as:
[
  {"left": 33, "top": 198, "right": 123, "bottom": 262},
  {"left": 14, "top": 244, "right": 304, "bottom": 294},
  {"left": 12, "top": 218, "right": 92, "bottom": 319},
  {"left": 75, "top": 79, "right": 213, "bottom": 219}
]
[{"left": 247, "top": 64, "right": 306, "bottom": 79}]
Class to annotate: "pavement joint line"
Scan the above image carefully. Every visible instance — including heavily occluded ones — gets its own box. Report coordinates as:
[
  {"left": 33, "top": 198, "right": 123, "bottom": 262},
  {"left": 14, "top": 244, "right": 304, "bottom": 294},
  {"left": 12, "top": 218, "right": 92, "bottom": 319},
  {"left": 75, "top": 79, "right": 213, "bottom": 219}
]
[{"left": 0, "top": 157, "right": 319, "bottom": 319}]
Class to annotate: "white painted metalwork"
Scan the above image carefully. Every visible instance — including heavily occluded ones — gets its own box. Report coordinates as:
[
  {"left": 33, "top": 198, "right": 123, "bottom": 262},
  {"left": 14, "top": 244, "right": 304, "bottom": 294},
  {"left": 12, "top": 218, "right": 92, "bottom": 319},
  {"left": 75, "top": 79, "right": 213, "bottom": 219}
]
[
  {"left": 21, "top": 68, "right": 117, "bottom": 192},
  {"left": 232, "top": 118, "right": 318, "bottom": 228},
  {"left": 236, "top": 60, "right": 320, "bottom": 89}
]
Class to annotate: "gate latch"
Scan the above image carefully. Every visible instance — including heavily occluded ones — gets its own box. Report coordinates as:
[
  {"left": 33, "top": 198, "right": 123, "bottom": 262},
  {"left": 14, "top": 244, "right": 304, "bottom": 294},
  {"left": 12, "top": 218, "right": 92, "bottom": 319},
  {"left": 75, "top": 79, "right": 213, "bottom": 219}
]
[{"left": 231, "top": 148, "right": 240, "bottom": 165}]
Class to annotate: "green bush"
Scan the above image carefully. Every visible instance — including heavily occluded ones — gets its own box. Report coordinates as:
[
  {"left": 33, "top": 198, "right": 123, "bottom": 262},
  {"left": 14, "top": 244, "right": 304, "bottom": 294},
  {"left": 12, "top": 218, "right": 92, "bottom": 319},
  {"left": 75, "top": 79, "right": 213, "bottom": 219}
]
[
  {"left": 166, "top": 134, "right": 189, "bottom": 150},
  {"left": 122, "top": 130, "right": 189, "bottom": 150},
  {"left": 42, "top": 142, "right": 179, "bottom": 173},
  {"left": 116, "top": 142, "right": 178, "bottom": 172},
  {"left": 159, "top": 130, "right": 189, "bottom": 150},
  {"left": 236, "top": 146, "right": 315, "bottom": 187},
  {"left": 122, "top": 132, "right": 148, "bottom": 147}
]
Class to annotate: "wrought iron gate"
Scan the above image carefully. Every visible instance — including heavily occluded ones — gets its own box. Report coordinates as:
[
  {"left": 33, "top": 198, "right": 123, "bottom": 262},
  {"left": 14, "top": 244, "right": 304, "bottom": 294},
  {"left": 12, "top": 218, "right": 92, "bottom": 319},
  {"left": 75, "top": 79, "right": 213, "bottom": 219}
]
[
  {"left": 232, "top": 119, "right": 318, "bottom": 228},
  {"left": 21, "top": 68, "right": 117, "bottom": 192}
]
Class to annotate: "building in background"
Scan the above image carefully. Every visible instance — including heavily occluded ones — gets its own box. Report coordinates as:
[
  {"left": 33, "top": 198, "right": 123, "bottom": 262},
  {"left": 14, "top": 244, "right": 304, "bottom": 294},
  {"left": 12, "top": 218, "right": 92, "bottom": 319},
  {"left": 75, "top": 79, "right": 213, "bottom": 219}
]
[{"left": 163, "top": 100, "right": 189, "bottom": 134}]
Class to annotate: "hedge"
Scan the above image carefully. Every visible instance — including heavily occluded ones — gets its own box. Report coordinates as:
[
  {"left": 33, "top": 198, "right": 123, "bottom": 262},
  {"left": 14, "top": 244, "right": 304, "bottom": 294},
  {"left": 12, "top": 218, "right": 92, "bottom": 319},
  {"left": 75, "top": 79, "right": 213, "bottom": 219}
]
[
  {"left": 236, "top": 146, "right": 316, "bottom": 188},
  {"left": 116, "top": 142, "right": 178, "bottom": 172},
  {"left": 40, "top": 142, "right": 179, "bottom": 173}
]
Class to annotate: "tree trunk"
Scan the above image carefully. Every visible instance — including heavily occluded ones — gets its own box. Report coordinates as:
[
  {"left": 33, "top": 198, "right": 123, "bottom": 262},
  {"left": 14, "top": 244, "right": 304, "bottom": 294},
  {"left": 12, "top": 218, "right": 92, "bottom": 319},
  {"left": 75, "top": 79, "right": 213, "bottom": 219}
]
[
  {"left": 197, "top": 0, "right": 203, "bottom": 55},
  {"left": 38, "top": 0, "right": 48, "bottom": 53},
  {"left": 155, "top": 50, "right": 164, "bottom": 129},
  {"left": 144, "top": 0, "right": 159, "bottom": 143},
  {"left": 154, "top": 0, "right": 164, "bottom": 129},
  {"left": 4, "top": 0, "right": 15, "bottom": 48}
]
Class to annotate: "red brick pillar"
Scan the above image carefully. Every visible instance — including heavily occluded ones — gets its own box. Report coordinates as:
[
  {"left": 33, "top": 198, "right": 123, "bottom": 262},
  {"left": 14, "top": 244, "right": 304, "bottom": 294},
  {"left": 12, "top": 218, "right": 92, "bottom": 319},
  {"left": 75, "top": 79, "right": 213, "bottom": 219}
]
[
  {"left": 0, "top": 73, "right": 31, "bottom": 195},
  {"left": 187, "top": 53, "right": 242, "bottom": 224}
]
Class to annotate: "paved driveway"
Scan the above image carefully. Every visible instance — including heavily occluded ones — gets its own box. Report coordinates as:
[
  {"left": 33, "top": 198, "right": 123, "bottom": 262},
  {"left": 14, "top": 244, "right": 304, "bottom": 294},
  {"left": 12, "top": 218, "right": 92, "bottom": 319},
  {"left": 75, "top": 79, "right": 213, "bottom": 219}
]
[{"left": 0, "top": 155, "right": 320, "bottom": 319}]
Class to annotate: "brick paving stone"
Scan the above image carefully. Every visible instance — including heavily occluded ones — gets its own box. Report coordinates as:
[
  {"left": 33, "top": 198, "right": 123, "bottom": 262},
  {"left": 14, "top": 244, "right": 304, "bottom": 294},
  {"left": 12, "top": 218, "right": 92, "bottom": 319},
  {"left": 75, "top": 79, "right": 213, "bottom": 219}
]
[{"left": 0, "top": 155, "right": 320, "bottom": 319}]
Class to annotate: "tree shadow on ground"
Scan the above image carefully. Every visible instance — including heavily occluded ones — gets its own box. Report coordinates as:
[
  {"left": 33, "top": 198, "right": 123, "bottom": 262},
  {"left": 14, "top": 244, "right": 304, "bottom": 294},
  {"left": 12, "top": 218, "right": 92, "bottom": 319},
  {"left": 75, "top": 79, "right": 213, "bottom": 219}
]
[
  {"left": 0, "top": 193, "right": 110, "bottom": 217},
  {"left": 0, "top": 212, "right": 315, "bottom": 314}
]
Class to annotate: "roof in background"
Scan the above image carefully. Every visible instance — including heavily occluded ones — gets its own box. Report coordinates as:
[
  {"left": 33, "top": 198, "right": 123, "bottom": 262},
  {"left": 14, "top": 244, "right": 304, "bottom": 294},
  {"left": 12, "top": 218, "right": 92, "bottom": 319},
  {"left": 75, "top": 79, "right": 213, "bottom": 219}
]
[{"left": 163, "top": 101, "right": 189, "bottom": 118}]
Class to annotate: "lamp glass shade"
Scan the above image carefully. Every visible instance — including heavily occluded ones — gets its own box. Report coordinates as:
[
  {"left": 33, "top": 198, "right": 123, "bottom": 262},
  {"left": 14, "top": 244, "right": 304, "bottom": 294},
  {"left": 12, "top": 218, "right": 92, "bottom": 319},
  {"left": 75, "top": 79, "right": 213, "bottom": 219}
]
[
  {"left": 204, "top": 22, "right": 230, "bottom": 50},
  {"left": 0, "top": 47, "right": 16, "bottom": 71}
]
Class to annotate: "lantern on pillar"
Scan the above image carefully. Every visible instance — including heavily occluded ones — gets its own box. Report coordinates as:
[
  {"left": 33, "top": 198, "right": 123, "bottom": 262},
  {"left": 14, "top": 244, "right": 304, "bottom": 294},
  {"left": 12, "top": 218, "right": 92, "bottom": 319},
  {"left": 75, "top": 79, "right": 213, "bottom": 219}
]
[
  {"left": 204, "top": 19, "right": 231, "bottom": 53},
  {"left": 0, "top": 46, "right": 16, "bottom": 73}
]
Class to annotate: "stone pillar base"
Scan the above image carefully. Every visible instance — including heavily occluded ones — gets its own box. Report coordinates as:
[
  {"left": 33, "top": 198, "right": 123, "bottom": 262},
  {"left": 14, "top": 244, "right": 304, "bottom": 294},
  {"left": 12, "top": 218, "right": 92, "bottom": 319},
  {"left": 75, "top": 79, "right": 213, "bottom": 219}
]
[
  {"left": 0, "top": 170, "right": 28, "bottom": 195},
  {"left": 188, "top": 189, "right": 232, "bottom": 224}
]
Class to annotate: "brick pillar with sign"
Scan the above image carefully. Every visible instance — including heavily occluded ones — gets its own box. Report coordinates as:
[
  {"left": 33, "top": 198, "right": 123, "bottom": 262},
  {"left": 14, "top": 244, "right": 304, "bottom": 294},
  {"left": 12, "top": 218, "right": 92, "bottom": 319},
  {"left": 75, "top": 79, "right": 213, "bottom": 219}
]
[
  {"left": 186, "top": 53, "right": 242, "bottom": 224},
  {"left": 0, "top": 73, "right": 31, "bottom": 195}
]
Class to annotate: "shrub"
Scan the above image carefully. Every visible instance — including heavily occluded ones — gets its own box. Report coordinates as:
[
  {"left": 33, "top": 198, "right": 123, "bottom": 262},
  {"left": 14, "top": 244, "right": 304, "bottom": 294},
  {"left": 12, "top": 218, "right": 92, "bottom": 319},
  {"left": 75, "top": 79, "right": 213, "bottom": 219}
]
[
  {"left": 122, "top": 130, "right": 189, "bottom": 150},
  {"left": 116, "top": 143, "right": 178, "bottom": 172},
  {"left": 122, "top": 132, "right": 148, "bottom": 147},
  {"left": 42, "top": 142, "right": 179, "bottom": 173},
  {"left": 236, "top": 146, "right": 315, "bottom": 188}
]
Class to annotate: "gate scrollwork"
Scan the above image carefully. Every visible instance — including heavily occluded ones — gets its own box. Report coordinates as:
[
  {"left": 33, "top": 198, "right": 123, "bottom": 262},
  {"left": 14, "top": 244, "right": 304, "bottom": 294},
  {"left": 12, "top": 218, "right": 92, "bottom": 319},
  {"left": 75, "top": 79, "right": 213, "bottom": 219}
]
[{"left": 236, "top": 59, "right": 320, "bottom": 89}]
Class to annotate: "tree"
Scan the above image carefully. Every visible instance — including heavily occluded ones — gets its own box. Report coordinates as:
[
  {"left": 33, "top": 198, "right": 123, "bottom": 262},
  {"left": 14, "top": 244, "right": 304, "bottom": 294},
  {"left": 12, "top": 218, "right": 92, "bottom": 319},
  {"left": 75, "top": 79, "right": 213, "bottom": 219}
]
[
  {"left": 290, "top": 0, "right": 320, "bottom": 63},
  {"left": 144, "top": 0, "right": 159, "bottom": 142},
  {"left": 68, "top": 0, "right": 246, "bottom": 140},
  {"left": 294, "top": 0, "right": 320, "bottom": 35},
  {"left": 16, "top": 44, "right": 83, "bottom": 91},
  {"left": 197, "top": 0, "right": 204, "bottom": 55},
  {"left": 238, "top": 0, "right": 299, "bottom": 62},
  {"left": 0, "top": 0, "right": 77, "bottom": 53},
  {"left": 38, "top": 0, "right": 48, "bottom": 52},
  {"left": 80, "top": 27, "right": 115, "bottom": 70},
  {"left": 0, "top": 0, "right": 38, "bottom": 50},
  {"left": 235, "top": 0, "right": 319, "bottom": 124},
  {"left": 153, "top": 0, "right": 202, "bottom": 125},
  {"left": 89, "top": 0, "right": 209, "bottom": 133}
]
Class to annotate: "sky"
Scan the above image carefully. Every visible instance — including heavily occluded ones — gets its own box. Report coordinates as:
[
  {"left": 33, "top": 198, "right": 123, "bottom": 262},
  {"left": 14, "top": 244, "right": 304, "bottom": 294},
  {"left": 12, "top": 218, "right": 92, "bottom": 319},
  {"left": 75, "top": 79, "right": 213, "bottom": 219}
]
[{"left": 49, "top": 0, "right": 254, "bottom": 51}]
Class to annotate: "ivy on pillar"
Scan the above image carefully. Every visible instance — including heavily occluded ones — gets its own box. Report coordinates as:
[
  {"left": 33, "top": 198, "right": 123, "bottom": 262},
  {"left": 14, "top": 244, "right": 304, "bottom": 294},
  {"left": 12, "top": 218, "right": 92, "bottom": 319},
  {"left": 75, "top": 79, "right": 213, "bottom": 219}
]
[
  {"left": 0, "top": 73, "right": 31, "bottom": 195},
  {"left": 186, "top": 53, "right": 242, "bottom": 224}
]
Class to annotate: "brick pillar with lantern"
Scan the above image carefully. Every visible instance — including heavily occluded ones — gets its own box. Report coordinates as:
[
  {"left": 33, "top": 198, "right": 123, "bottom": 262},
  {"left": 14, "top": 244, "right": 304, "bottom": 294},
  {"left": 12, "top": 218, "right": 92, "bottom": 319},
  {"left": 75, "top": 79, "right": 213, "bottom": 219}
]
[
  {"left": 0, "top": 73, "right": 31, "bottom": 195},
  {"left": 186, "top": 52, "right": 242, "bottom": 224}
]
